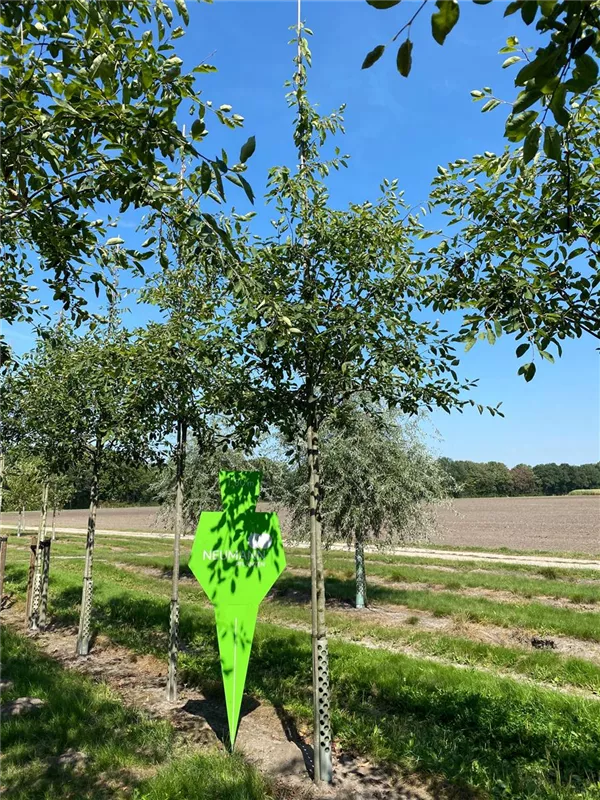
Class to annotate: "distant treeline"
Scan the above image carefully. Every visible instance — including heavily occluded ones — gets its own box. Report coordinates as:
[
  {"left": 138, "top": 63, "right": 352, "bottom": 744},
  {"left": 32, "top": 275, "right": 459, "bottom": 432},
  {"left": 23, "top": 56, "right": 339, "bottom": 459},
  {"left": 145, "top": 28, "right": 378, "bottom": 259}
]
[
  {"left": 438, "top": 459, "right": 600, "bottom": 498},
  {"left": 8, "top": 452, "right": 598, "bottom": 511}
]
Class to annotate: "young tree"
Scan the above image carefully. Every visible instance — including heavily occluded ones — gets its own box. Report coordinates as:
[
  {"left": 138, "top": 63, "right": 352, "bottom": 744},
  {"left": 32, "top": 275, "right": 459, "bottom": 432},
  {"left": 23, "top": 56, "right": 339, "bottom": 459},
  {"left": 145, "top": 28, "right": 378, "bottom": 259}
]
[
  {"left": 222, "top": 25, "right": 497, "bottom": 783},
  {"left": 5, "top": 459, "right": 41, "bottom": 534},
  {"left": 5, "top": 334, "right": 80, "bottom": 628},
  {"left": 0, "top": 0, "right": 251, "bottom": 337},
  {"left": 287, "top": 407, "right": 453, "bottom": 608},
  {"left": 65, "top": 323, "right": 149, "bottom": 656},
  {"left": 132, "top": 182, "right": 234, "bottom": 700}
]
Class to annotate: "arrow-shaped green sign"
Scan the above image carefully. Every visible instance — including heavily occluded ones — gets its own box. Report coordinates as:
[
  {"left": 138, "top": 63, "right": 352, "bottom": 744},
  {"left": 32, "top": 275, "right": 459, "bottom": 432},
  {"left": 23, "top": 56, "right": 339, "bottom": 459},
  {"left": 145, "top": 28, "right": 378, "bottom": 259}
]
[{"left": 188, "top": 471, "right": 286, "bottom": 746}]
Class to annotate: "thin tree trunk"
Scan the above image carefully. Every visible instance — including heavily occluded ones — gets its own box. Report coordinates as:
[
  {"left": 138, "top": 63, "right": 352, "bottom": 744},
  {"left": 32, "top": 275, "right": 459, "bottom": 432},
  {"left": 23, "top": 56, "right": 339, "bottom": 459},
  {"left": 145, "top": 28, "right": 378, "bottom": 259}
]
[
  {"left": 18, "top": 506, "right": 24, "bottom": 537},
  {"left": 29, "top": 479, "right": 49, "bottom": 631},
  {"left": 77, "top": 441, "right": 101, "bottom": 655},
  {"left": 0, "top": 451, "right": 4, "bottom": 516},
  {"left": 0, "top": 447, "right": 8, "bottom": 607},
  {"left": 51, "top": 506, "right": 57, "bottom": 541},
  {"left": 0, "top": 535, "right": 8, "bottom": 609},
  {"left": 167, "top": 419, "right": 187, "bottom": 702},
  {"left": 355, "top": 538, "right": 367, "bottom": 609},
  {"left": 25, "top": 536, "right": 37, "bottom": 623},
  {"left": 39, "top": 539, "right": 51, "bottom": 628},
  {"left": 307, "top": 416, "right": 332, "bottom": 784}
]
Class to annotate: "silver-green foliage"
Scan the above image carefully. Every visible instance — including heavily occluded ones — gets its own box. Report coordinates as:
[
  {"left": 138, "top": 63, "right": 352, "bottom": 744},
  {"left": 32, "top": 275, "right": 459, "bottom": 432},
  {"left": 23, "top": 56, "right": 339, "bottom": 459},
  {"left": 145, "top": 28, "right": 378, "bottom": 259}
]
[{"left": 287, "top": 408, "right": 454, "bottom": 548}]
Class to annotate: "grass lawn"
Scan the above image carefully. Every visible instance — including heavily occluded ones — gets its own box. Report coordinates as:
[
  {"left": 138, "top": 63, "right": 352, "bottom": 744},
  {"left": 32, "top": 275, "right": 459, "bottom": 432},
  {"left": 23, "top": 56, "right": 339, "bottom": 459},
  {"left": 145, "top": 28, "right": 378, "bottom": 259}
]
[
  {"left": 4, "top": 538, "right": 600, "bottom": 799},
  {"left": 0, "top": 627, "right": 275, "bottom": 800}
]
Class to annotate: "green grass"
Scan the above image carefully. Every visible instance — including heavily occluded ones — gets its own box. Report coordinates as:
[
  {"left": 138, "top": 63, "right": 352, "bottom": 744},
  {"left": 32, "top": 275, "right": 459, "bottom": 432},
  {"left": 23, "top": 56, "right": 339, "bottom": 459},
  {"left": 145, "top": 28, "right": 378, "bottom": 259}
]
[
  {"left": 273, "top": 572, "right": 600, "bottom": 643},
  {"left": 0, "top": 627, "right": 276, "bottom": 800},
  {"left": 7, "top": 556, "right": 600, "bottom": 798},
  {"left": 569, "top": 489, "right": 600, "bottom": 496},
  {"left": 37, "top": 579, "right": 600, "bottom": 799},
  {"left": 6, "top": 536, "right": 600, "bottom": 799},
  {"left": 296, "top": 555, "right": 600, "bottom": 604},
  {"left": 134, "top": 753, "right": 275, "bottom": 800},
  {"left": 7, "top": 551, "right": 600, "bottom": 697},
  {"left": 0, "top": 627, "right": 174, "bottom": 799}
]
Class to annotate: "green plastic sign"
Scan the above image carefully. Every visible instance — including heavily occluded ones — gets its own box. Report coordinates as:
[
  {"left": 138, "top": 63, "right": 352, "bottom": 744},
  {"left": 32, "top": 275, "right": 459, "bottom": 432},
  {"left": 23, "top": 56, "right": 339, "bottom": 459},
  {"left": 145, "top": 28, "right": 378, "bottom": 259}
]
[{"left": 188, "top": 471, "right": 286, "bottom": 746}]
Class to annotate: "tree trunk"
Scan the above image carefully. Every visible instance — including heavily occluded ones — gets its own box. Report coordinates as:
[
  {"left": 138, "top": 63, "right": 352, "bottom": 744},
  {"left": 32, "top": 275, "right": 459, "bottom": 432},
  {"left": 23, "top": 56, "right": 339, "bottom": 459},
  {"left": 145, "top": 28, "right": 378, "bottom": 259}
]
[
  {"left": 25, "top": 536, "right": 37, "bottom": 623},
  {"left": 29, "top": 479, "right": 49, "bottom": 631},
  {"left": 355, "top": 538, "right": 367, "bottom": 609},
  {"left": 18, "top": 506, "right": 24, "bottom": 537},
  {"left": 167, "top": 419, "right": 187, "bottom": 702},
  {"left": 0, "top": 451, "right": 4, "bottom": 516},
  {"left": 51, "top": 506, "right": 57, "bottom": 541},
  {"left": 77, "top": 441, "right": 101, "bottom": 656},
  {"left": 0, "top": 535, "right": 8, "bottom": 609},
  {"left": 0, "top": 447, "right": 8, "bottom": 607},
  {"left": 39, "top": 539, "right": 51, "bottom": 627},
  {"left": 307, "top": 417, "right": 332, "bottom": 784}
]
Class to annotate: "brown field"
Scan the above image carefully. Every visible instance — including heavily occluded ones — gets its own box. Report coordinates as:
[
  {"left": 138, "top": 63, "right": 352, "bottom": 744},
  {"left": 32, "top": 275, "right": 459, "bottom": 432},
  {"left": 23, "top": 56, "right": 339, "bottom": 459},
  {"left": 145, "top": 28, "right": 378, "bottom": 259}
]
[
  {"left": 433, "top": 496, "right": 600, "bottom": 554},
  {"left": 3, "top": 495, "right": 599, "bottom": 554}
]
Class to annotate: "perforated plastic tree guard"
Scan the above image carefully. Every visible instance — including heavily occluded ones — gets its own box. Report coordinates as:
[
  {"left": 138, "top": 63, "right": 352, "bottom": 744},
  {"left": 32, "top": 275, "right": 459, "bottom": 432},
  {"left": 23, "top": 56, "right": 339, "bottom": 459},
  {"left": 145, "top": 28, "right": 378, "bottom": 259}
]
[{"left": 188, "top": 471, "right": 286, "bottom": 747}]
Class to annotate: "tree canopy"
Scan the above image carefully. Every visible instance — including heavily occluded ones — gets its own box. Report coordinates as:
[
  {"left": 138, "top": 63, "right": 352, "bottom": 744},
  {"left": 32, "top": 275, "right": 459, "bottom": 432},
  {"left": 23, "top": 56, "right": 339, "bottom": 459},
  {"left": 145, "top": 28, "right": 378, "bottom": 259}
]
[
  {"left": 361, "top": 0, "right": 600, "bottom": 150},
  {"left": 424, "top": 84, "right": 600, "bottom": 379},
  {"left": 0, "top": 0, "right": 251, "bottom": 342}
]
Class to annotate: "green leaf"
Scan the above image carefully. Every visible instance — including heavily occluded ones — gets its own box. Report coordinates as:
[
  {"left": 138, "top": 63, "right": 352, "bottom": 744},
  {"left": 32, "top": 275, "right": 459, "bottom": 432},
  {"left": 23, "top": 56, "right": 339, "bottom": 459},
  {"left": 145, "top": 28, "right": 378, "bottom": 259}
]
[
  {"left": 481, "top": 99, "right": 501, "bottom": 112},
  {"left": 543, "top": 126, "right": 561, "bottom": 161},
  {"left": 200, "top": 161, "right": 212, "bottom": 194},
  {"left": 573, "top": 54, "right": 599, "bottom": 90},
  {"left": 106, "top": 237, "right": 124, "bottom": 246},
  {"left": 431, "top": 0, "right": 460, "bottom": 46},
  {"left": 396, "top": 39, "right": 413, "bottom": 77},
  {"left": 516, "top": 342, "right": 530, "bottom": 358},
  {"left": 239, "top": 175, "right": 254, "bottom": 204},
  {"left": 540, "top": 350, "right": 555, "bottom": 363},
  {"left": 174, "top": 0, "right": 189, "bottom": 25},
  {"left": 502, "top": 55, "right": 521, "bottom": 68},
  {"left": 520, "top": 1, "right": 537, "bottom": 24},
  {"left": 513, "top": 88, "right": 542, "bottom": 113},
  {"left": 486, "top": 327, "right": 496, "bottom": 345},
  {"left": 362, "top": 44, "right": 385, "bottom": 69},
  {"left": 518, "top": 361, "right": 537, "bottom": 381},
  {"left": 523, "top": 125, "right": 541, "bottom": 163},
  {"left": 239, "top": 135, "right": 256, "bottom": 163},
  {"left": 550, "top": 84, "right": 569, "bottom": 126},
  {"left": 505, "top": 110, "right": 538, "bottom": 142},
  {"left": 464, "top": 336, "right": 476, "bottom": 352},
  {"left": 572, "top": 33, "right": 596, "bottom": 60},
  {"left": 366, "top": 0, "right": 401, "bottom": 7},
  {"left": 191, "top": 119, "right": 205, "bottom": 139},
  {"left": 503, "top": 1, "right": 521, "bottom": 15}
]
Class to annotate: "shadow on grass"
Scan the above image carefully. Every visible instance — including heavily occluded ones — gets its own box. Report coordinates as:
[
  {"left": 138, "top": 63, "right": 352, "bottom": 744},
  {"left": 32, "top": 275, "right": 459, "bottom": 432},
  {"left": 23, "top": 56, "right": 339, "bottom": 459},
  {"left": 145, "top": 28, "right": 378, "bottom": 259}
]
[
  {"left": 0, "top": 628, "right": 173, "bottom": 800},
  {"left": 46, "top": 581, "right": 600, "bottom": 798}
]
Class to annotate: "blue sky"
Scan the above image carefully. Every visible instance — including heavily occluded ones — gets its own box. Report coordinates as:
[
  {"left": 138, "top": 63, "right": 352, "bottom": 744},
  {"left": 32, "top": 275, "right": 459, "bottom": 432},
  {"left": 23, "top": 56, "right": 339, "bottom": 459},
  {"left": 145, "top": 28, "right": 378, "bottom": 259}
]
[{"left": 5, "top": 0, "right": 599, "bottom": 467}]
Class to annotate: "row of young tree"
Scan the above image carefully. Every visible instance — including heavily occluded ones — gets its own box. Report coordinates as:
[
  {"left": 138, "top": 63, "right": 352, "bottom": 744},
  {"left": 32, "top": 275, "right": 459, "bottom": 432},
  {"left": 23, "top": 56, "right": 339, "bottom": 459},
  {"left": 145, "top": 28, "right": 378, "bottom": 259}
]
[
  {"left": 439, "top": 458, "right": 600, "bottom": 498},
  {"left": 3, "top": 0, "right": 600, "bottom": 786}
]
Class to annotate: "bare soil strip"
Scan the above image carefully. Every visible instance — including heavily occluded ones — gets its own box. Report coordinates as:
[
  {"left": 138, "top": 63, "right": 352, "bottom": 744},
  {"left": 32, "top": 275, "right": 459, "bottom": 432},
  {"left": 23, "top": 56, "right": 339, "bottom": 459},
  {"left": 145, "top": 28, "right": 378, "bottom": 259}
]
[{"left": 2, "top": 606, "right": 435, "bottom": 800}]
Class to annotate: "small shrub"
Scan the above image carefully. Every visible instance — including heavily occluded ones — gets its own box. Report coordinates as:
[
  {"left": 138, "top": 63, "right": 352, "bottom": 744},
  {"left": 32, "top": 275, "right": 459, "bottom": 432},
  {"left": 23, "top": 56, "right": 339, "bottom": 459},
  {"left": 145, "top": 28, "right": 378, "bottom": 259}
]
[{"left": 406, "top": 616, "right": 420, "bottom": 626}]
